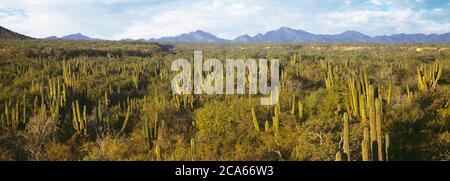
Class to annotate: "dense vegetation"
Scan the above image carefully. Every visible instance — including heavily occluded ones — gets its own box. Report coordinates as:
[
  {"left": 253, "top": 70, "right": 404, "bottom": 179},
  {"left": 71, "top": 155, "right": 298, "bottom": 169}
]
[{"left": 0, "top": 40, "right": 449, "bottom": 161}]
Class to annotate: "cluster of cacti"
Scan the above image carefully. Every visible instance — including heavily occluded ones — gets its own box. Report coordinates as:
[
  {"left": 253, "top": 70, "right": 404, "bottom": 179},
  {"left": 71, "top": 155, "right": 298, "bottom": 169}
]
[
  {"left": 62, "top": 59, "right": 74, "bottom": 87},
  {"left": 406, "top": 84, "right": 413, "bottom": 103},
  {"left": 132, "top": 72, "right": 140, "bottom": 89},
  {"left": 48, "top": 77, "right": 69, "bottom": 107},
  {"left": 290, "top": 52, "right": 298, "bottom": 66},
  {"left": 143, "top": 113, "right": 159, "bottom": 150},
  {"left": 417, "top": 62, "right": 443, "bottom": 91},
  {"left": 1, "top": 94, "right": 31, "bottom": 129},
  {"left": 72, "top": 100, "right": 88, "bottom": 137},
  {"left": 1, "top": 40, "right": 449, "bottom": 161},
  {"left": 289, "top": 94, "right": 305, "bottom": 123},
  {"left": 28, "top": 58, "right": 152, "bottom": 139},
  {"left": 337, "top": 69, "right": 390, "bottom": 161},
  {"left": 1, "top": 101, "right": 20, "bottom": 129},
  {"left": 174, "top": 94, "right": 195, "bottom": 112},
  {"left": 153, "top": 61, "right": 170, "bottom": 79},
  {"left": 96, "top": 98, "right": 109, "bottom": 133}
]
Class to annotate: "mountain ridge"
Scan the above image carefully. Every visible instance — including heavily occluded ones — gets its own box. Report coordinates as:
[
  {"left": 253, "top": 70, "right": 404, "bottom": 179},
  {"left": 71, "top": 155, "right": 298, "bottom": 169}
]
[
  {"left": 144, "top": 27, "right": 450, "bottom": 43},
  {"left": 0, "top": 26, "right": 33, "bottom": 40},
  {"left": 43, "top": 33, "right": 100, "bottom": 41},
  {"left": 2, "top": 25, "right": 449, "bottom": 43},
  {"left": 149, "top": 30, "right": 228, "bottom": 42}
]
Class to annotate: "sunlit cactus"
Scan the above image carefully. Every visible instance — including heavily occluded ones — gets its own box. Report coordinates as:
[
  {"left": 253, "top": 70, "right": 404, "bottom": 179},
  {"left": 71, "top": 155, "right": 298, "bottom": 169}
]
[
  {"left": 191, "top": 138, "right": 196, "bottom": 161},
  {"left": 417, "top": 62, "right": 443, "bottom": 91},
  {"left": 343, "top": 112, "right": 350, "bottom": 161},
  {"left": 375, "top": 98, "right": 383, "bottom": 161},
  {"left": 362, "top": 128, "right": 370, "bottom": 161},
  {"left": 251, "top": 107, "right": 260, "bottom": 132}
]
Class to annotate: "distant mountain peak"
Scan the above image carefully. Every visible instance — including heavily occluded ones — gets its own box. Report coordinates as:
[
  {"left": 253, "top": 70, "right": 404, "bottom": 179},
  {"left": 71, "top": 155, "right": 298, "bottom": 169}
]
[
  {"left": 278, "top": 26, "right": 294, "bottom": 31},
  {"left": 155, "top": 30, "right": 228, "bottom": 42},
  {"left": 340, "top": 30, "right": 362, "bottom": 35},
  {"left": 193, "top": 30, "right": 208, "bottom": 34},
  {"left": 234, "top": 34, "right": 253, "bottom": 42},
  {"left": 61, "top": 33, "right": 97, "bottom": 41},
  {"left": 43, "top": 36, "right": 59, "bottom": 40}
]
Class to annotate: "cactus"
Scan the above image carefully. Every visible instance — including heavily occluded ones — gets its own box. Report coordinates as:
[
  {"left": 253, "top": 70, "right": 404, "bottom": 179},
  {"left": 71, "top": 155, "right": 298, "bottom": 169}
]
[
  {"left": 406, "top": 84, "right": 413, "bottom": 103},
  {"left": 120, "top": 101, "right": 132, "bottom": 133},
  {"left": 174, "top": 95, "right": 181, "bottom": 111},
  {"left": 291, "top": 94, "right": 296, "bottom": 115},
  {"left": 143, "top": 117, "right": 153, "bottom": 149},
  {"left": 387, "top": 79, "right": 392, "bottom": 104},
  {"left": 132, "top": 70, "right": 140, "bottom": 89},
  {"left": 367, "top": 86, "right": 377, "bottom": 146},
  {"left": 348, "top": 77, "right": 359, "bottom": 117},
  {"left": 343, "top": 112, "right": 350, "bottom": 161},
  {"left": 5, "top": 103, "right": 9, "bottom": 127},
  {"left": 155, "top": 145, "right": 161, "bottom": 161},
  {"left": 375, "top": 99, "right": 383, "bottom": 161},
  {"left": 264, "top": 121, "right": 270, "bottom": 132},
  {"left": 191, "top": 138, "right": 196, "bottom": 161},
  {"left": 97, "top": 98, "right": 107, "bottom": 133},
  {"left": 273, "top": 104, "right": 280, "bottom": 136},
  {"left": 82, "top": 105, "right": 87, "bottom": 135},
  {"left": 362, "top": 128, "right": 370, "bottom": 161},
  {"left": 15, "top": 101, "right": 19, "bottom": 128},
  {"left": 324, "top": 62, "right": 335, "bottom": 91},
  {"left": 22, "top": 94, "right": 27, "bottom": 126},
  {"left": 72, "top": 102, "right": 80, "bottom": 135},
  {"left": 385, "top": 133, "right": 390, "bottom": 161},
  {"left": 359, "top": 94, "right": 367, "bottom": 127},
  {"left": 290, "top": 53, "right": 298, "bottom": 65},
  {"left": 298, "top": 100, "right": 304, "bottom": 121},
  {"left": 104, "top": 91, "right": 109, "bottom": 108},
  {"left": 335, "top": 151, "right": 342, "bottom": 161},
  {"left": 251, "top": 108, "right": 260, "bottom": 132}
]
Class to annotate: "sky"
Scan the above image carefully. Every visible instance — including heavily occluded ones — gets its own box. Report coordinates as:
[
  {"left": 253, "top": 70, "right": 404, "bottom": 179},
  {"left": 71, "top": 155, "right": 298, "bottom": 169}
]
[{"left": 0, "top": 0, "right": 449, "bottom": 40}]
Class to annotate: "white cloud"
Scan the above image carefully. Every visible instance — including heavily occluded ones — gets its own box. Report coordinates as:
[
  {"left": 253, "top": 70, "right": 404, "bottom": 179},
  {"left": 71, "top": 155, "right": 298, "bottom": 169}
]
[
  {"left": 433, "top": 8, "right": 443, "bottom": 13},
  {"left": 320, "top": 8, "right": 450, "bottom": 35},
  {"left": 370, "top": 0, "right": 382, "bottom": 6},
  {"left": 115, "top": 0, "right": 266, "bottom": 39},
  {"left": 0, "top": 0, "right": 449, "bottom": 39},
  {"left": 344, "top": 0, "right": 352, "bottom": 5}
]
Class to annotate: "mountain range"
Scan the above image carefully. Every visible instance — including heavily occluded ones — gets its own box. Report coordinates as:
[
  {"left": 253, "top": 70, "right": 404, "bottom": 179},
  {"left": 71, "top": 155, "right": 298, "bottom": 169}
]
[
  {"left": 146, "top": 27, "right": 450, "bottom": 43},
  {"left": 1, "top": 25, "right": 450, "bottom": 43},
  {"left": 43, "top": 33, "right": 101, "bottom": 41}
]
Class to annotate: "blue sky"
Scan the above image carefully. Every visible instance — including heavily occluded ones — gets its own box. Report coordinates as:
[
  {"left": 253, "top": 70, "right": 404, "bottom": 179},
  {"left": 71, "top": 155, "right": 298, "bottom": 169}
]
[{"left": 0, "top": 0, "right": 449, "bottom": 40}]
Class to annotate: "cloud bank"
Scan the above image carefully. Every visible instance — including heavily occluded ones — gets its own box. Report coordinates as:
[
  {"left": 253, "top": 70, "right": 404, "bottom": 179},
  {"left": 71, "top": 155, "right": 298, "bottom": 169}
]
[{"left": 0, "top": 0, "right": 449, "bottom": 40}]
